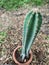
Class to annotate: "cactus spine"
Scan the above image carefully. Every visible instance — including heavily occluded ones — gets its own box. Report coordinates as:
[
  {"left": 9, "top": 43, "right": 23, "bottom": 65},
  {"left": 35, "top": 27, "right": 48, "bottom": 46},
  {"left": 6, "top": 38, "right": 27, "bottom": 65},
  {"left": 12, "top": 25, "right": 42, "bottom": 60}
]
[{"left": 21, "top": 11, "right": 42, "bottom": 60}]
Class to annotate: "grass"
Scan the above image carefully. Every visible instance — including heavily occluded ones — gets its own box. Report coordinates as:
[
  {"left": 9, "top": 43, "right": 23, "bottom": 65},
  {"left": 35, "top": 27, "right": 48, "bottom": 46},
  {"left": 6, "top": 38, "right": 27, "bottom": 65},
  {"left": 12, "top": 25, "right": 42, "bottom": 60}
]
[
  {"left": 0, "top": 0, "right": 45, "bottom": 10},
  {"left": 0, "top": 31, "right": 7, "bottom": 43}
]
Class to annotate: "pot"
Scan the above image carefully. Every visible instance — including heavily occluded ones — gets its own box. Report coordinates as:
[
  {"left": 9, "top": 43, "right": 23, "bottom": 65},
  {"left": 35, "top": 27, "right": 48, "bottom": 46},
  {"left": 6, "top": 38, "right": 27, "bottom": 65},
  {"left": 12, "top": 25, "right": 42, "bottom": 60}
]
[{"left": 13, "top": 46, "right": 32, "bottom": 65}]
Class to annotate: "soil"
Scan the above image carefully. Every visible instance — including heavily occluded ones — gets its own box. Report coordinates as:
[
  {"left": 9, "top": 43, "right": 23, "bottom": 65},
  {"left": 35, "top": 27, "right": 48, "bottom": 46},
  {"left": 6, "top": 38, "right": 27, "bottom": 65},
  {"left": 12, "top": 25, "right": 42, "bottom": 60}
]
[
  {"left": 0, "top": 4, "right": 49, "bottom": 65},
  {"left": 15, "top": 48, "right": 30, "bottom": 63}
]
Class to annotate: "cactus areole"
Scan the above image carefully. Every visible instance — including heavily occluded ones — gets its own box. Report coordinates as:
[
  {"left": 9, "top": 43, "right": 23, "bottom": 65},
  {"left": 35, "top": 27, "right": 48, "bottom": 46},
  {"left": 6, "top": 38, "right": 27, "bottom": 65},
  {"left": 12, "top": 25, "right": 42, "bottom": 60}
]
[
  {"left": 13, "top": 11, "right": 42, "bottom": 64},
  {"left": 21, "top": 11, "right": 42, "bottom": 60}
]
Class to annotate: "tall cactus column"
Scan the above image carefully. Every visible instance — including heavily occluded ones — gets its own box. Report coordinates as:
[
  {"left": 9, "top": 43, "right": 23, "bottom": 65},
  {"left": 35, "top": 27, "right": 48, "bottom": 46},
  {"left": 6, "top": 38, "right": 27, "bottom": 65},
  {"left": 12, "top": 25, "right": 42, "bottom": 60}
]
[{"left": 21, "top": 11, "right": 42, "bottom": 60}]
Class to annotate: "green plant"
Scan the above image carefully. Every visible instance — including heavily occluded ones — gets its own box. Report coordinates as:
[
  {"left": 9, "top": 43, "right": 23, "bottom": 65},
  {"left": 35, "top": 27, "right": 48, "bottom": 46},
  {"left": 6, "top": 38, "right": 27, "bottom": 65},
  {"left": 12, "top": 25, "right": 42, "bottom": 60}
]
[
  {"left": 0, "top": 0, "right": 44, "bottom": 10},
  {"left": 0, "top": 31, "right": 7, "bottom": 43},
  {"left": 21, "top": 11, "right": 42, "bottom": 60},
  {"left": 32, "top": 0, "right": 43, "bottom": 5}
]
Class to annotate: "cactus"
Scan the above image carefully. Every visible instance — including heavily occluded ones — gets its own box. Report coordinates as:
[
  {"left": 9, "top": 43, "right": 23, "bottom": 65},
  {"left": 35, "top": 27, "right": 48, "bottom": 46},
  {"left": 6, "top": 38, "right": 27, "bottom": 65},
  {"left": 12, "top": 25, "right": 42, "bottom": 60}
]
[{"left": 21, "top": 11, "right": 42, "bottom": 60}]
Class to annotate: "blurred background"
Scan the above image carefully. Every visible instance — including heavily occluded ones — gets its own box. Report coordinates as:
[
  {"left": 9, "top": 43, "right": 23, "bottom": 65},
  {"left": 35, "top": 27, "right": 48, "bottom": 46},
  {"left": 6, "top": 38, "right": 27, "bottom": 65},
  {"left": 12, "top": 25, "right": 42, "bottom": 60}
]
[{"left": 0, "top": 0, "right": 49, "bottom": 10}]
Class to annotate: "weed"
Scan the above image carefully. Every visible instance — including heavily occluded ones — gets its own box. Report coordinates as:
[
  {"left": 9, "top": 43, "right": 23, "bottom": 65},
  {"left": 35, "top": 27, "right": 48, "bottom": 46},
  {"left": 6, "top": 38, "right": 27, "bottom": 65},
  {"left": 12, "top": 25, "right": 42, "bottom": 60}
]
[{"left": 0, "top": 31, "right": 7, "bottom": 43}]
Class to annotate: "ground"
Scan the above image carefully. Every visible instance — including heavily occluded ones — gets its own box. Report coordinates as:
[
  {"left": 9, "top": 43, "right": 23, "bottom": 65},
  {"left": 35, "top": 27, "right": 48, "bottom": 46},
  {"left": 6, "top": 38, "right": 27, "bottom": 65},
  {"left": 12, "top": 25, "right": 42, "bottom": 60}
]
[{"left": 0, "top": 4, "right": 49, "bottom": 65}]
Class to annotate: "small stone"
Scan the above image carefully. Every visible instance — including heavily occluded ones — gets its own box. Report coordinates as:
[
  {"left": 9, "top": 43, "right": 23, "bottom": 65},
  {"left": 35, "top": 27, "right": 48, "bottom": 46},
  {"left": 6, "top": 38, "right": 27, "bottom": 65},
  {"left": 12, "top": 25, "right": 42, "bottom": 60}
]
[
  {"left": 24, "top": 59, "right": 26, "bottom": 62},
  {"left": 47, "top": 48, "right": 49, "bottom": 54},
  {"left": 47, "top": 61, "right": 49, "bottom": 65}
]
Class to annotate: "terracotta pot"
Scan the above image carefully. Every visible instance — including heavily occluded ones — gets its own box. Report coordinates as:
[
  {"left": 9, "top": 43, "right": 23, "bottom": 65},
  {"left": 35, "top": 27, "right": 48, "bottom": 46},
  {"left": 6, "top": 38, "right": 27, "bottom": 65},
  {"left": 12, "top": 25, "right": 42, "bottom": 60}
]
[{"left": 13, "top": 46, "right": 32, "bottom": 65}]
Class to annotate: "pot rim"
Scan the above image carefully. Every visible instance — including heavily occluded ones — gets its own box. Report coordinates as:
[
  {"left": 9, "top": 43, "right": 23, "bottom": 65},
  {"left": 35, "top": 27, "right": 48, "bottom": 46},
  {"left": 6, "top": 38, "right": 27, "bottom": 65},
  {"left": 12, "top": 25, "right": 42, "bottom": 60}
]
[{"left": 13, "top": 46, "right": 32, "bottom": 65}]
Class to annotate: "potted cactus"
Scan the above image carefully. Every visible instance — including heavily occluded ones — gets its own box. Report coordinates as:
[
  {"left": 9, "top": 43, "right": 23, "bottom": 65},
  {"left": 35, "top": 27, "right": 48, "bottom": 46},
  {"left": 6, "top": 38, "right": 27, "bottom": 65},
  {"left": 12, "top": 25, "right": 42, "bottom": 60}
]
[{"left": 13, "top": 10, "right": 42, "bottom": 65}]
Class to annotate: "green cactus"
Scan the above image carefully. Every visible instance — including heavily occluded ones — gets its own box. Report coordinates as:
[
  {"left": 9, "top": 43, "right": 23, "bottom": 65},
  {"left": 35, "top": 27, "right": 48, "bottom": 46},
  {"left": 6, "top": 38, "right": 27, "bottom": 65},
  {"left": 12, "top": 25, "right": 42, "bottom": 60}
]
[{"left": 21, "top": 11, "right": 42, "bottom": 60}]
